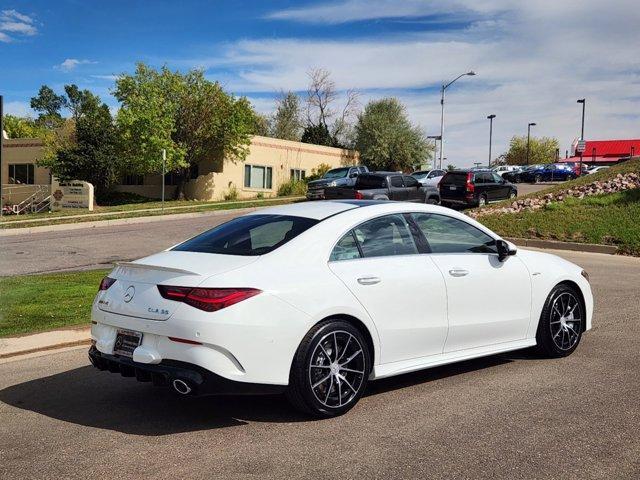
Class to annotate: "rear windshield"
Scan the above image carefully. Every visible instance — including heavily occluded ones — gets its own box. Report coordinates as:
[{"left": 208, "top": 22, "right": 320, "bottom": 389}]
[
  {"left": 440, "top": 172, "right": 468, "bottom": 186},
  {"left": 172, "top": 214, "right": 318, "bottom": 256},
  {"left": 323, "top": 167, "right": 350, "bottom": 180},
  {"left": 356, "top": 175, "right": 387, "bottom": 189}
]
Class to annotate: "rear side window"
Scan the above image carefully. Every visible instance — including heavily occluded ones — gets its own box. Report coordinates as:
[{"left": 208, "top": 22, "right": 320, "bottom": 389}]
[
  {"left": 173, "top": 214, "right": 318, "bottom": 256},
  {"left": 411, "top": 213, "right": 497, "bottom": 254},
  {"left": 353, "top": 214, "right": 418, "bottom": 258},
  {"left": 440, "top": 172, "right": 467, "bottom": 186},
  {"left": 329, "top": 231, "right": 361, "bottom": 261},
  {"left": 403, "top": 176, "right": 419, "bottom": 187},
  {"left": 356, "top": 175, "right": 387, "bottom": 189}
]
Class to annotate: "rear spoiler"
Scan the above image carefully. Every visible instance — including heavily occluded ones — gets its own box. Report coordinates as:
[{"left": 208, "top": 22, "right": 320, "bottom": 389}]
[{"left": 115, "top": 262, "right": 198, "bottom": 276}]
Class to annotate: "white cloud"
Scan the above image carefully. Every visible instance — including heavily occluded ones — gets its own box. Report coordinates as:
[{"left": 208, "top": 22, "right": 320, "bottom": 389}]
[
  {"left": 0, "top": 9, "right": 37, "bottom": 41},
  {"left": 194, "top": 0, "right": 640, "bottom": 166},
  {"left": 3, "top": 101, "right": 33, "bottom": 117},
  {"left": 56, "top": 58, "right": 97, "bottom": 72}
]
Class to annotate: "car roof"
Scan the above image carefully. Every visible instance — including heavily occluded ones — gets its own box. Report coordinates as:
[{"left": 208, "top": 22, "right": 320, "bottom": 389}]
[{"left": 249, "top": 200, "right": 394, "bottom": 220}]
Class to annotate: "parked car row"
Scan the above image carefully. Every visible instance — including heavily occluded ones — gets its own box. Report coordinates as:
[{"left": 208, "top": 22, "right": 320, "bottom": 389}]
[{"left": 498, "top": 163, "right": 588, "bottom": 183}]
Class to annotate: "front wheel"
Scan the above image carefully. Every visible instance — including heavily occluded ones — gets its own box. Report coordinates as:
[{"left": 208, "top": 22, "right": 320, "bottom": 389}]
[
  {"left": 478, "top": 194, "right": 487, "bottom": 207},
  {"left": 535, "top": 284, "right": 584, "bottom": 357},
  {"left": 426, "top": 196, "right": 440, "bottom": 205},
  {"left": 286, "top": 320, "right": 371, "bottom": 417}
]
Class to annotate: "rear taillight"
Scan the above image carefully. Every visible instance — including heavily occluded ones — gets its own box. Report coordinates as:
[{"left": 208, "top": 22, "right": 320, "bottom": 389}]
[
  {"left": 354, "top": 191, "right": 364, "bottom": 199},
  {"left": 466, "top": 172, "right": 475, "bottom": 193},
  {"left": 99, "top": 276, "right": 116, "bottom": 291},
  {"left": 158, "top": 286, "right": 261, "bottom": 312}
]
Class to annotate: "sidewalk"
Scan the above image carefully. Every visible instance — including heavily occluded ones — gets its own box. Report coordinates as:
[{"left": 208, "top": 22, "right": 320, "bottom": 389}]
[{"left": 0, "top": 325, "right": 91, "bottom": 360}]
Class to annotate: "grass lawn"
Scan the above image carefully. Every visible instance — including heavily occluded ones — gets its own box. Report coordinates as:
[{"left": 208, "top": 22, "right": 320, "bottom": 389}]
[
  {"left": 0, "top": 269, "right": 109, "bottom": 337},
  {"left": 479, "top": 188, "right": 640, "bottom": 255}
]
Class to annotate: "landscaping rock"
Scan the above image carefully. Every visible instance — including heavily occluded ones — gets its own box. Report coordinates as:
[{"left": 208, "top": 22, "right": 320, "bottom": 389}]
[{"left": 469, "top": 172, "right": 640, "bottom": 219}]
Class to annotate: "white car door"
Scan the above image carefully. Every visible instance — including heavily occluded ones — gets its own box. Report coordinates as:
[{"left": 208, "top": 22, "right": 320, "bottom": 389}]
[
  {"left": 411, "top": 213, "right": 531, "bottom": 352},
  {"left": 328, "top": 214, "right": 448, "bottom": 364}
]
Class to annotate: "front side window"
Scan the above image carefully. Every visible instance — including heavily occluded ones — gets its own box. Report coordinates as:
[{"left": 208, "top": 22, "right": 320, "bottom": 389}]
[
  {"left": 244, "top": 165, "right": 273, "bottom": 189},
  {"left": 390, "top": 176, "right": 403, "bottom": 188},
  {"left": 9, "top": 164, "right": 35, "bottom": 184},
  {"left": 403, "top": 176, "right": 419, "bottom": 187},
  {"left": 329, "top": 231, "right": 361, "bottom": 262},
  {"left": 173, "top": 214, "right": 317, "bottom": 256},
  {"left": 411, "top": 213, "right": 497, "bottom": 254},
  {"left": 356, "top": 175, "right": 386, "bottom": 189},
  {"left": 353, "top": 214, "right": 418, "bottom": 258}
]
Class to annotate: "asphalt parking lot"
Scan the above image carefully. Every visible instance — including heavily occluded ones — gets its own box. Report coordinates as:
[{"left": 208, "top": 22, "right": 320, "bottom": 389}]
[
  {"left": 0, "top": 183, "right": 551, "bottom": 277},
  {"left": 1, "top": 249, "right": 638, "bottom": 479}
]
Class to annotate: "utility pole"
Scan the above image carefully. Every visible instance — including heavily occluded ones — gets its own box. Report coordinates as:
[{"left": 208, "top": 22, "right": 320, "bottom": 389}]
[
  {"left": 526, "top": 122, "right": 536, "bottom": 165},
  {"left": 487, "top": 114, "right": 496, "bottom": 168},
  {"left": 161, "top": 149, "right": 166, "bottom": 214}
]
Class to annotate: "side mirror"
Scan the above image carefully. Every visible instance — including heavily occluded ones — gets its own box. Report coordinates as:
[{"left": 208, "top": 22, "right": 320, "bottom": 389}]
[
  {"left": 349, "top": 173, "right": 358, "bottom": 178},
  {"left": 496, "top": 239, "right": 517, "bottom": 261}
]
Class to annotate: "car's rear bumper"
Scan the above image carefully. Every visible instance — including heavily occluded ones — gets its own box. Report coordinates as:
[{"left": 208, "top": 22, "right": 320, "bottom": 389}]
[{"left": 88, "top": 346, "right": 286, "bottom": 396}]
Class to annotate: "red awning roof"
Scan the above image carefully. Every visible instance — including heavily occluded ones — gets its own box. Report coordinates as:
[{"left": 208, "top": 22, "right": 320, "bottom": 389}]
[
  {"left": 575, "top": 139, "right": 640, "bottom": 157},
  {"left": 560, "top": 155, "right": 627, "bottom": 164}
]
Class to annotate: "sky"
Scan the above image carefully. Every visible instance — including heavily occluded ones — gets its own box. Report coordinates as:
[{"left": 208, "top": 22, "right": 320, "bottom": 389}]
[{"left": 1, "top": 0, "right": 639, "bottom": 166}]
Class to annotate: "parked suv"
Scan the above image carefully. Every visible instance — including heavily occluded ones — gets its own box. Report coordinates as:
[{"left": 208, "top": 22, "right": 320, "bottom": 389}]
[
  {"left": 306, "top": 166, "right": 369, "bottom": 200},
  {"left": 324, "top": 172, "right": 440, "bottom": 203},
  {"left": 439, "top": 170, "right": 517, "bottom": 208},
  {"left": 492, "top": 165, "right": 520, "bottom": 177}
]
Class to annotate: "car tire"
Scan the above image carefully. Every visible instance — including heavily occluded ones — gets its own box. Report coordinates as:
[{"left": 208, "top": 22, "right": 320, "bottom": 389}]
[
  {"left": 535, "top": 284, "right": 584, "bottom": 358},
  {"left": 286, "top": 319, "right": 371, "bottom": 417},
  {"left": 426, "top": 197, "right": 439, "bottom": 205},
  {"left": 509, "top": 190, "right": 517, "bottom": 200},
  {"left": 534, "top": 174, "right": 542, "bottom": 184},
  {"left": 478, "top": 194, "right": 487, "bottom": 207}
]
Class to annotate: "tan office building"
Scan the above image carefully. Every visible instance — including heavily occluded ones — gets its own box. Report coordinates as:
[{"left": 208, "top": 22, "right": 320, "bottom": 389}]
[{"left": 1, "top": 133, "right": 358, "bottom": 206}]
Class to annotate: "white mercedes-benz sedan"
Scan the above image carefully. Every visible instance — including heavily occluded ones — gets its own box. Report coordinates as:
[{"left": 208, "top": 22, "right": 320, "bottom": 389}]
[{"left": 89, "top": 201, "right": 593, "bottom": 417}]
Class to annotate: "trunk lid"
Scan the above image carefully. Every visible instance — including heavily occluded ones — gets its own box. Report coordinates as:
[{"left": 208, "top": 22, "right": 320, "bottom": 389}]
[{"left": 97, "top": 251, "right": 258, "bottom": 320}]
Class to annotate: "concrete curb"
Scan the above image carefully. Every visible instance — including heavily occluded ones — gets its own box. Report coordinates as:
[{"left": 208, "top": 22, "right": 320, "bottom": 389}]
[
  {"left": 506, "top": 237, "right": 618, "bottom": 255},
  {"left": 0, "top": 205, "right": 266, "bottom": 236},
  {"left": 0, "top": 326, "right": 91, "bottom": 359}
]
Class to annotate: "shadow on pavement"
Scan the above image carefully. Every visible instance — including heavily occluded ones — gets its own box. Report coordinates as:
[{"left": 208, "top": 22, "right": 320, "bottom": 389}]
[{"left": 0, "top": 350, "right": 539, "bottom": 435}]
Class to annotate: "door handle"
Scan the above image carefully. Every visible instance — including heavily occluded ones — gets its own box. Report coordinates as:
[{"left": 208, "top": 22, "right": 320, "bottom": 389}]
[
  {"left": 357, "top": 276, "right": 381, "bottom": 285},
  {"left": 448, "top": 268, "right": 469, "bottom": 277}
]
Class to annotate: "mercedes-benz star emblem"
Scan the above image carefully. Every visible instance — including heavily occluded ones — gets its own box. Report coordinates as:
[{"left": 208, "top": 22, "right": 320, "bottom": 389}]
[{"left": 123, "top": 285, "right": 135, "bottom": 303}]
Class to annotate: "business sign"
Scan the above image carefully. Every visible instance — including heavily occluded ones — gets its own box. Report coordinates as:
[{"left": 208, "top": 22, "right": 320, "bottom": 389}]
[
  {"left": 575, "top": 140, "right": 586, "bottom": 153},
  {"left": 50, "top": 178, "right": 94, "bottom": 211}
]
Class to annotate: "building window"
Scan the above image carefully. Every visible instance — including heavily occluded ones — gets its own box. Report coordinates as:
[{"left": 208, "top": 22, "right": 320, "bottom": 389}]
[
  {"left": 164, "top": 165, "right": 199, "bottom": 186},
  {"left": 244, "top": 165, "right": 273, "bottom": 189},
  {"left": 8, "top": 164, "right": 35, "bottom": 184},
  {"left": 290, "top": 168, "right": 306, "bottom": 181},
  {"left": 122, "top": 174, "right": 144, "bottom": 186}
]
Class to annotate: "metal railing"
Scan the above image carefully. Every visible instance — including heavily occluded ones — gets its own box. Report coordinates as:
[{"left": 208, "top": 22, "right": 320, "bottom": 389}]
[{"left": 2, "top": 184, "right": 51, "bottom": 215}]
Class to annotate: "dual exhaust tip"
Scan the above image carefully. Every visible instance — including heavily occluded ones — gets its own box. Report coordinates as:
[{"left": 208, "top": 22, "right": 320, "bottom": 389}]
[{"left": 172, "top": 378, "right": 193, "bottom": 395}]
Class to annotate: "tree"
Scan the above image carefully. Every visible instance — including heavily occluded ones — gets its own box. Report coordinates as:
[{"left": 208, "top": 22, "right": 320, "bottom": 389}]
[
  {"left": 301, "top": 124, "right": 334, "bottom": 146},
  {"left": 503, "top": 135, "right": 560, "bottom": 165},
  {"left": 271, "top": 91, "right": 302, "bottom": 141},
  {"left": 447, "top": 164, "right": 456, "bottom": 171},
  {"left": 354, "top": 98, "right": 431, "bottom": 172},
  {"left": 114, "top": 63, "right": 258, "bottom": 199},
  {"left": 30, "top": 85, "right": 66, "bottom": 129},
  {"left": 1, "top": 115, "right": 46, "bottom": 138},
  {"left": 253, "top": 113, "right": 271, "bottom": 136},
  {"left": 38, "top": 91, "right": 120, "bottom": 198},
  {"left": 303, "top": 68, "right": 359, "bottom": 147}
]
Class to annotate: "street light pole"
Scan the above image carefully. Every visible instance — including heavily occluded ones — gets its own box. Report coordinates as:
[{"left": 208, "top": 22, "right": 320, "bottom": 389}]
[
  {"left": 577, "top": 99, "right": 585, "bottom": 175},
  {"left": 526, "top": 122, "right": 536, "bottom": 165},
  {"left": 439, "top": 71, "right": 476, "bottom": 169},
  {"left": 487, "top": 114, "right": 496, "bottom": 168},
  {"left": 161, "top": 149, "right": 166, "bottom": 215}
]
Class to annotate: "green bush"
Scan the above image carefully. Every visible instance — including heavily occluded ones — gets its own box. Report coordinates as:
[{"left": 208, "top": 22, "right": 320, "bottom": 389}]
[
  {"left": 278, "top": 179, "right": 308, "bottom": 196},
  {"left": 223, "top": 184, "right": 239, "bottom": 201}
]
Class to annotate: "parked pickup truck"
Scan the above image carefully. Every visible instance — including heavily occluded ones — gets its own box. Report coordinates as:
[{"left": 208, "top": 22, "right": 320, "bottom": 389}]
[
  {"left": 324, "top": 172, "right": 440, "bottom": 203},
  {"left": 306, "top": 165, "right": 369, "bottom": 200}
]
